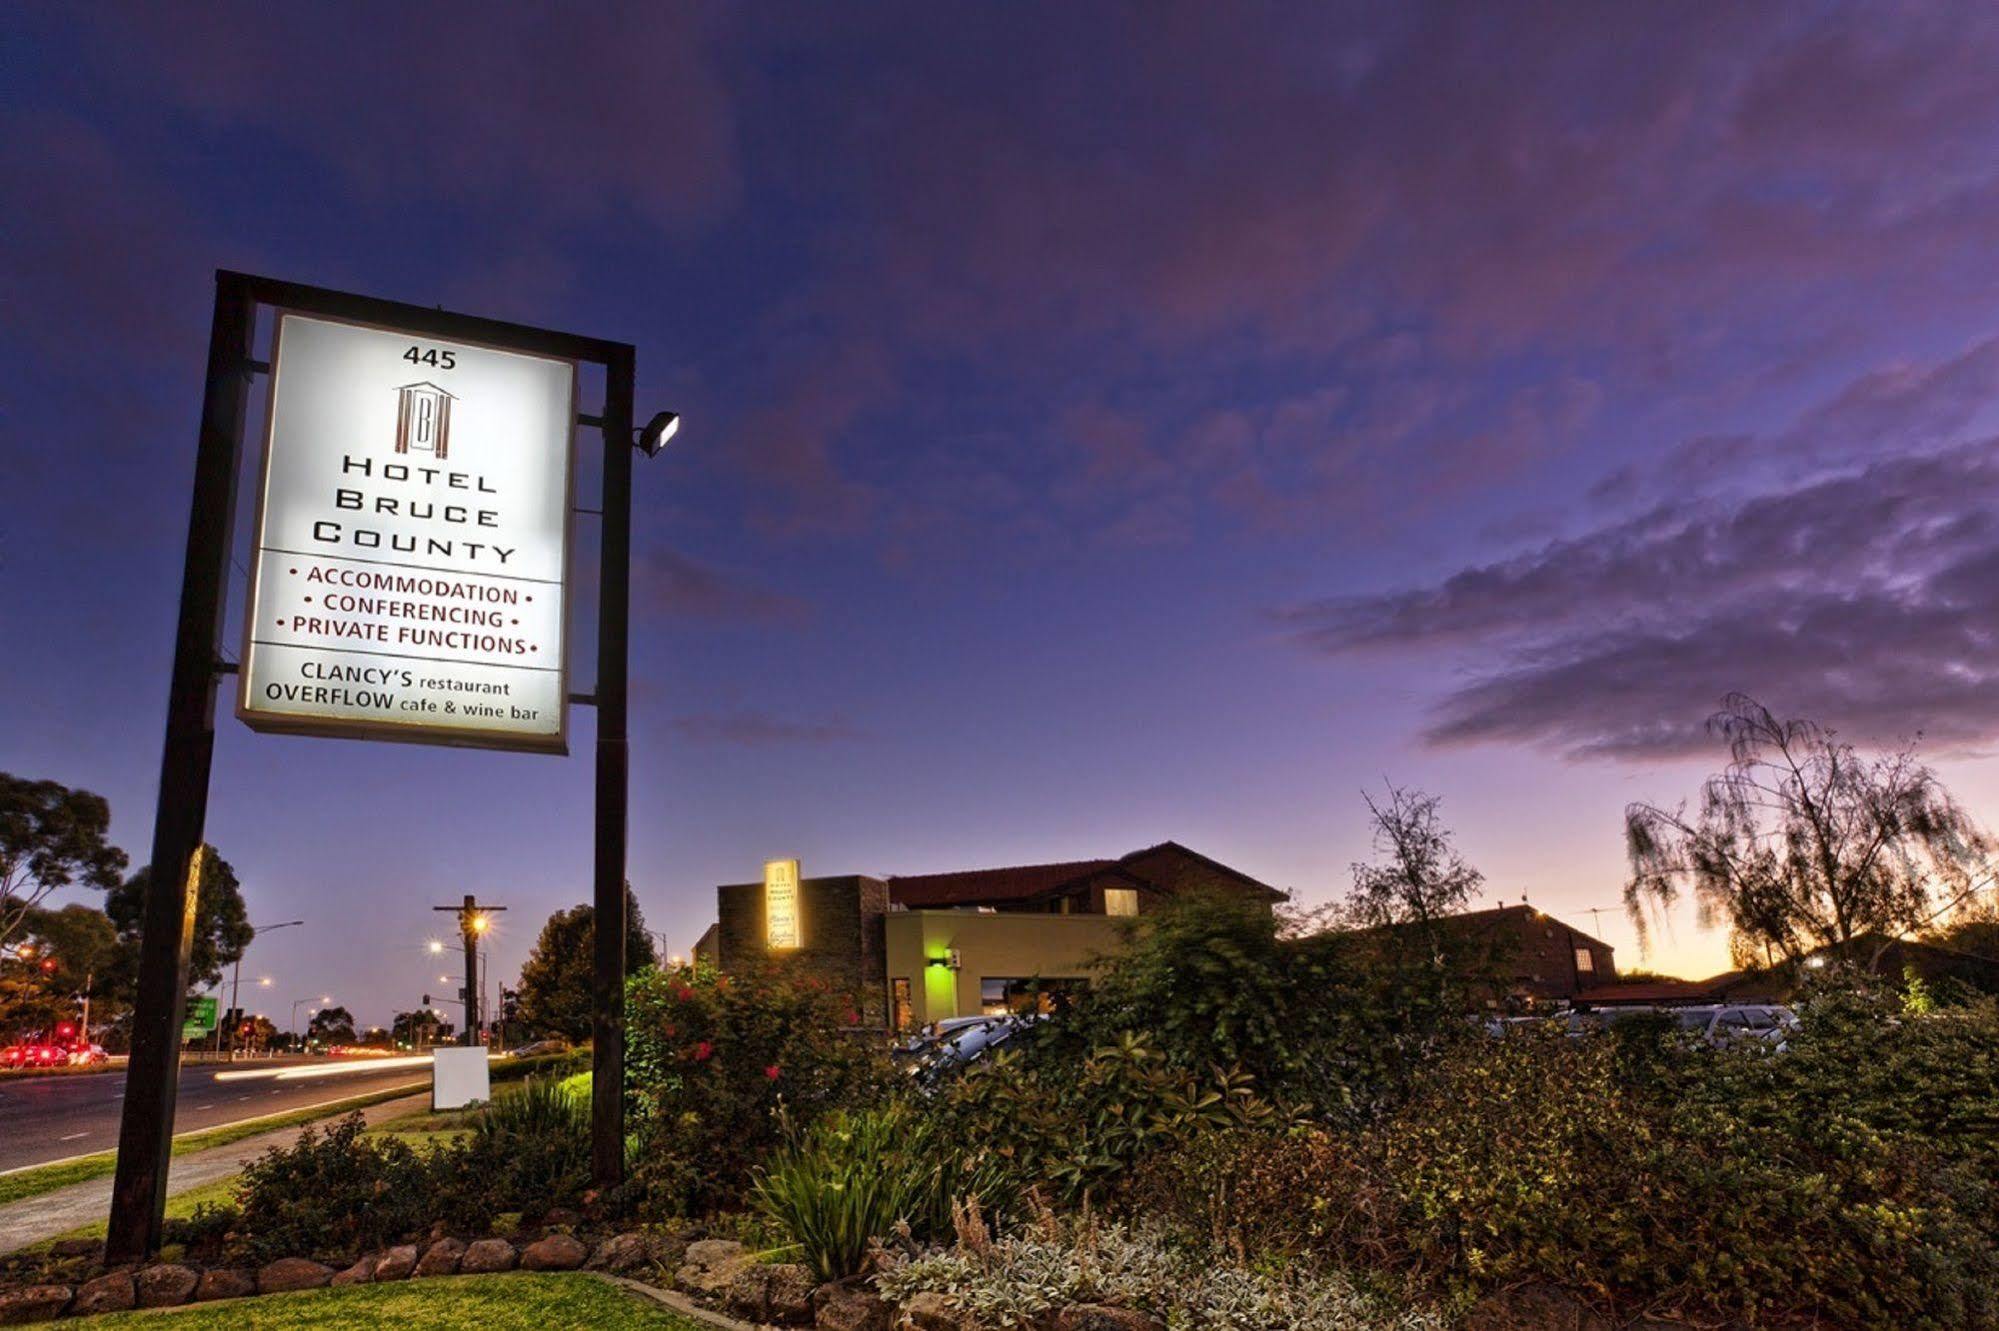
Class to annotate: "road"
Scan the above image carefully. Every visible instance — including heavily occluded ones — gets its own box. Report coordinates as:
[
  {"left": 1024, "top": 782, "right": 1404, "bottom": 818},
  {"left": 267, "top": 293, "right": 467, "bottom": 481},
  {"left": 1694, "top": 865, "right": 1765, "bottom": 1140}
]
[{"left": 0, "top": 1057, "right": 432, "bottom": 1173}]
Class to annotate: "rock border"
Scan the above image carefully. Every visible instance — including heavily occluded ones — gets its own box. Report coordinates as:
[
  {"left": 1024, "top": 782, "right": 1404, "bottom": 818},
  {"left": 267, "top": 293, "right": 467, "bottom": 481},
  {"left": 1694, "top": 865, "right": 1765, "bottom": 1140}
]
[{"left": 0, "top": 1230, "right": 1184, "bottom": 1331}]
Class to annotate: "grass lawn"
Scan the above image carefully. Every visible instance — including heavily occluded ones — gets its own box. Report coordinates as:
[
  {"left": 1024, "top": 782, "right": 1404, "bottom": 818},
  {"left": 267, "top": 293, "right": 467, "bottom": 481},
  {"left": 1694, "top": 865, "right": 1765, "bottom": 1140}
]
[
  {"left": 0, "top": 1084, "right": 423, "bottom": 1208},
  {"left": 63, "top": 1273, "right": 704, "bottom": 1329}
]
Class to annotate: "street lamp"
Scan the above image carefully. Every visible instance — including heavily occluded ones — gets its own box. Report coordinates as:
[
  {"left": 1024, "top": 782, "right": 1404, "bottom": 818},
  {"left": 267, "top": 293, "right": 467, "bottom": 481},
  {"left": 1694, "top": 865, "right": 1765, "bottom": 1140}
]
[
  {"left": 227, "top": 921, "right": 302, "bottom": 1059},
  {"left": 291, "top": 995, "right": 331, "bottom": 1047}
]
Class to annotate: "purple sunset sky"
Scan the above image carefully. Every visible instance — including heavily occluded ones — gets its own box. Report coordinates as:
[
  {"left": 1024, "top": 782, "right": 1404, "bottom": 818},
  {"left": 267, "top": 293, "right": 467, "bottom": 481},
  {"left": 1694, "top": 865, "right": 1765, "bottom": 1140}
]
[{"left": 7, "top": 3, "right": 1999, "bottom": 1021}]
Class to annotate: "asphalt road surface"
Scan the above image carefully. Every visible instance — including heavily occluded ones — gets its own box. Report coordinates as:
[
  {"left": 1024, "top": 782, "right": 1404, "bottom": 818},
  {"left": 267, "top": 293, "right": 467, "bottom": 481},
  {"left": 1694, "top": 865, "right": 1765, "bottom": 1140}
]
[{"left": 0, "top": 1057, "right": 432, "bottom": 1173}]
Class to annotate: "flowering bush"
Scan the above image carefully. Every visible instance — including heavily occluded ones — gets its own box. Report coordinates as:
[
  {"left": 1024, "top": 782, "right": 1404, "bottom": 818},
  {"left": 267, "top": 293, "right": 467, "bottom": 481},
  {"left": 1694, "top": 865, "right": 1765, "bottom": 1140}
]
[{"left": 623, "top": 961, "right": 895, "bottom": 1214}]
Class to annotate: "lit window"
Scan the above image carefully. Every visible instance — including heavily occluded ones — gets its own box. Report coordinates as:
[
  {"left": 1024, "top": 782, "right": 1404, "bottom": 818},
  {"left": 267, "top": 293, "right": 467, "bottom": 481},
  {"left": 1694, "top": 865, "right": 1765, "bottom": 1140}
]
[
  {"left": 890, "top": 979, "right": 912, "bottom": 1032},
  {"left": 1574, "top": 947, "right": 1595, "bottom": 974},
  {"left": 1104, "top": 888, "right": 1139, "bottom": 917}
]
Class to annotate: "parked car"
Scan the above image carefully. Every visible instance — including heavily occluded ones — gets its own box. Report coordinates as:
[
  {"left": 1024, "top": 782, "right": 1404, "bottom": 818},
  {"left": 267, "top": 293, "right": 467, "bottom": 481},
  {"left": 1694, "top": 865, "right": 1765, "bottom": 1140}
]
[
  {"left": 1564, "top": 1003, "right": 1798, "bottom": 1050},
  {"left": 897, "top": 1013, "right": 1042, "bottom": 1088},
  {"left": 1680, "top": 1004, "right": 1798, "bottom": 1048}
]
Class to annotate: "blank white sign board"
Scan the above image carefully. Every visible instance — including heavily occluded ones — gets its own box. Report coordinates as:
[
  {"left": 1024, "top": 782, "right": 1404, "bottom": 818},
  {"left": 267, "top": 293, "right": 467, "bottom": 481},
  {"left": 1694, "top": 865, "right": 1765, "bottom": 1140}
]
[{"left": 432, "top": 1047, "right": 491, "bottom": 1110}]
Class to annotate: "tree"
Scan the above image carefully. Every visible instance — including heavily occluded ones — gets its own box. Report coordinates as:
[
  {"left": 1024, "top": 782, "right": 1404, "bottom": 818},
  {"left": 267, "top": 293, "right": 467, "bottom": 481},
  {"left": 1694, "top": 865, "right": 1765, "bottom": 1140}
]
[
  {"left": 1341, "top": 783, "right": 1490, "bottom": 1012},
  {"left": 306, "top": 1005, "right": 356, "bottom": 1045},
  {"left": 0, "top": 773, "right": 128, "bottom": 953},
  {"left": 1626, "top": 694, "right": 1997, "bottom": 969},
  {"left": 515, "top": 886, "right": 659, "bottom": 1042},
  {"left": 1, "top": 904, "right": 122, "bottom": 1035},
  {"left": 238, "top": 1014, "right": 278, "bottom": 1053},
  {"left": 105, "top": 845, "right": 254, "bottom": 992},
  {"left": 1344, "top": 784, "right": 1485, "bottom": 933}
]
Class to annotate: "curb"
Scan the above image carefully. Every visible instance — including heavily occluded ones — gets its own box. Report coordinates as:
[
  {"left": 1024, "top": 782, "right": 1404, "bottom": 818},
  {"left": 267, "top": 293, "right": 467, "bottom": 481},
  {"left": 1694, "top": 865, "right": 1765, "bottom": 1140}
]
[{"left": 610, "top": 1275, "right": 766, "bottom": 1330}]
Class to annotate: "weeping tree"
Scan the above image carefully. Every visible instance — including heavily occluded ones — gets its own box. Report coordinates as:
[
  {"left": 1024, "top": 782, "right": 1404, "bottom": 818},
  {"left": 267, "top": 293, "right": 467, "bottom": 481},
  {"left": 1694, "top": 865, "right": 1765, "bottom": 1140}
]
[{"left": 1625, "top": 694, "right": 1995, "bottom": 970}]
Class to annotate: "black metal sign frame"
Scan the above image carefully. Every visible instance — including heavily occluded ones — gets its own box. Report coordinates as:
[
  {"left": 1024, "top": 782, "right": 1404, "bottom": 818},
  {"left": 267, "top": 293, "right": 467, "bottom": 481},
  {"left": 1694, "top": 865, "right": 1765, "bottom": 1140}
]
[{"left": 106, "top": 270, "right": 637, "bottom": 1260}]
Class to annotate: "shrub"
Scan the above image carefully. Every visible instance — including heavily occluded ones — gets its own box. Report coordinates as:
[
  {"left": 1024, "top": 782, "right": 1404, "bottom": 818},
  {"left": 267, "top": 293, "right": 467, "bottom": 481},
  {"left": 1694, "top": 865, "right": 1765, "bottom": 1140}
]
[
  {"left": 935, "top": 1031, "right": 1283, "bottom": 1211},
  {"left": 1035, "top": 891, "right": 1486, "bottom": 1121},
  {"left": 753, "top": 1106, "right": 928, "bottom": 1281},
  {"left": 1374, "top": 1020, "right": 1999, "bottom": 1327},
  {"left": 441, "top": 1074, "right": 593, "bottom": 1222},
  {"left": 234, "top": 1113, "right": 435, "bottom": 1261},
  {"left": 1121, "top": 1126, "right": 1397, "bottom": 1270},
  {"left": 624, "top": 961, "right": 896, "bottom": 1214},
  {"left": 752, "top": 1101, "right": 1022, "bottom": 1280}
]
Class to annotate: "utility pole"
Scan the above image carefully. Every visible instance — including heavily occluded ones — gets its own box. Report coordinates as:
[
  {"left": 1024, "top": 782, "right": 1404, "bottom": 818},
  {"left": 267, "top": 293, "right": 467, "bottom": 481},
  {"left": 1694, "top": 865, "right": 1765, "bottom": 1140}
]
[{"left": 433, "top": 896, "right": 504, "bottom": 1046}]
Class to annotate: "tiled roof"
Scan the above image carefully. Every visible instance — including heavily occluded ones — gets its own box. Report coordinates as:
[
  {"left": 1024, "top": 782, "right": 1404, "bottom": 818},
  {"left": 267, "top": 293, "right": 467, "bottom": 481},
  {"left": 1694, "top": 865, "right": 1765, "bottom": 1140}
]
[{"left": 887, "top": 858, "right": 1116, "bottom": 908}]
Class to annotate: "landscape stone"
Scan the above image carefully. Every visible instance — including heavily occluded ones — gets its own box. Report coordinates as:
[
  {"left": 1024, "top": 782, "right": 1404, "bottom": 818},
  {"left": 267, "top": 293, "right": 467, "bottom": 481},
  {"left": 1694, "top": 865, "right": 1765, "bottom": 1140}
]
[
  {"left": 258, "top": 1257, "right": 335, "bottom": 1294},
  {"left": 135, "top": 1264, "right": 199, "bottom": 1307},
  {"left": 899, "top": 1291, "right": 966, "bottom": 1331},
  {"left": 461, "top": 1238, "right": 518, "bottom": 1273},
  {"left": 414, "top": 1237, "right": 467, "bottom": 1278},
  {"left": 1054, "top": 1305, "right": 1165, "bottom": 1331},
  {"left": 676, "top": 1237, "right": 749, "bottom": 1295},
  {"left": 0, "top": 1286, "right": 71, "bottom": 1326},
  {"left": 47, "top": 1239, "right": 100, "bottom": 1260},
  {"left": 728, "top": 1264, "right": 814, "bottom": 1322},
  {"left": 814, "top": 1283, "right": 892, "bottom": 1331},
  {"left": 587, "top": 1230, "right": 684, "bottom": 1274},
  {"left": 725, "top": 1267, "right": 770, "bottom": 1321},
  {"left": 331, "top": 1254, "right": 379, "bottom": 1286},
  {"left": 193, "top": 1269, "right": 255, "bottom": 1302},
  {"left": 373, "top": 1245, "right": 420, "bottom": 1281},
  {"left": 766, "top": 1264, "right": 818, "bottom": 1323},
  {"left": 70, "top": 1273, "right": 135, "bottom": 1316},
  {"left": 520, "top": 1233, "right": 588, "bottom": 1271}
]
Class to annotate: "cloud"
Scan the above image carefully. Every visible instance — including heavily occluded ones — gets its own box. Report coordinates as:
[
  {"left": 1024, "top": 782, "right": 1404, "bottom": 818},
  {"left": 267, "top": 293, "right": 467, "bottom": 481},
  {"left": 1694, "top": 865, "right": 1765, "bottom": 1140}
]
[
  {"left": 1277, "top": 344, "right": 1999, "bottom": 759},
  {"left": 633, "top": 550, "right": 806, "bottom": 625},
  {"left": 665, "top": 712, "right": 859, "bottom": 747},
  {"left": 81, "top": 3, "right": 741, "bottom": 234}
]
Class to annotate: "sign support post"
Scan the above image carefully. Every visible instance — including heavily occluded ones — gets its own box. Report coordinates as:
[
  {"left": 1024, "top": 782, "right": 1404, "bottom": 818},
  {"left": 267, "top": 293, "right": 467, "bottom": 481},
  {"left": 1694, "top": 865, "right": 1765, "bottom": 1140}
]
[
  {"left": 106, "top": 270, "right": 642, "bottom": 1257},
  {"left": 106, "top": 274, "right": 254, "bottom": 1263},
  {"left": 591, "top": 345, "right": 635, "bottom": 1189}
]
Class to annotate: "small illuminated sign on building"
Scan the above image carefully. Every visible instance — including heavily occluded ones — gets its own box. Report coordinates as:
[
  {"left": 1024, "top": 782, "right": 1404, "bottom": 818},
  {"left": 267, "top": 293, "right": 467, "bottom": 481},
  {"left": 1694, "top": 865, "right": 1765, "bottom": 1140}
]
[{"left": 765, "top": 858, "right": 802, "bottom": 949}]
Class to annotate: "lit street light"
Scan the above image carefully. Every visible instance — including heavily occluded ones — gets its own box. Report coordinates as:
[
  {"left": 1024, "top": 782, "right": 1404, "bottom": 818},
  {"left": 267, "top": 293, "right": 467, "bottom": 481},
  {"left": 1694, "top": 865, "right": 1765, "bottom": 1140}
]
[
  {"left": 227, "top": 920, "right": 302, "bottom": 1059},
  {"left": 291, "top": 995, "right": 331, "bottom": 1046}
]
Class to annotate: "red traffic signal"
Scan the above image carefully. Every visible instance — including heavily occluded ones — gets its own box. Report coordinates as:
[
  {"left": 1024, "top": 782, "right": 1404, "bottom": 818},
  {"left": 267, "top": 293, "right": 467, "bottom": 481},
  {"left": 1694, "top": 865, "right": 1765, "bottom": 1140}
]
[{"left": 40, "top": 958, "right": 58, "bottom": 974}]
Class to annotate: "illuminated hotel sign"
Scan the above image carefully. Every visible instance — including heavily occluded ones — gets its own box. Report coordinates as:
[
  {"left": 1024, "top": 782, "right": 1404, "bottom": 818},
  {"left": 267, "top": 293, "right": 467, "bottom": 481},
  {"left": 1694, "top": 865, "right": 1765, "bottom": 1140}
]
[
  {"left": 765, "top": 858, "right": 802, "bottom": 949},
  {"left": 238, "top": 312, "right": 577, "bottom": 753}
]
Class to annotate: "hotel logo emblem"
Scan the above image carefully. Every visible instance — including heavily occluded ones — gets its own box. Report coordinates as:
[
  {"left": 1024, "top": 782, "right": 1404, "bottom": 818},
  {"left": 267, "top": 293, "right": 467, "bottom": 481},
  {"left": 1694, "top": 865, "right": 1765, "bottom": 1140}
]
[{"left": 395, "top": 381, "right": 458, "bottom": 460}]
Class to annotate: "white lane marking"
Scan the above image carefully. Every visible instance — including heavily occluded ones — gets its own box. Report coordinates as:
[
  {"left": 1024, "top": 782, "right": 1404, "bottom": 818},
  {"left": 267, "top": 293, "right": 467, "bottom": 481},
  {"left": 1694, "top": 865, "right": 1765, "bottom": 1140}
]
[
  {"left": 58, "top": 1132, "right": 88, "bottom": 1142},
  {"left": 0, "top": 1079, "right": 429, "bottom": 1177}
]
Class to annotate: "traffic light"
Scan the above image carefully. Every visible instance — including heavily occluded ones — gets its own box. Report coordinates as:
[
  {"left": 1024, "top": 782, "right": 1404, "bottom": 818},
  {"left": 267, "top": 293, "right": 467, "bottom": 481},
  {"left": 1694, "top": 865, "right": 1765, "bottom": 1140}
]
[
  {"left": 41, "top": 958, "right": 57, "bottom": 974},
  {"left": 422, "top": 993, "right": 431, "bottom": 1006}
]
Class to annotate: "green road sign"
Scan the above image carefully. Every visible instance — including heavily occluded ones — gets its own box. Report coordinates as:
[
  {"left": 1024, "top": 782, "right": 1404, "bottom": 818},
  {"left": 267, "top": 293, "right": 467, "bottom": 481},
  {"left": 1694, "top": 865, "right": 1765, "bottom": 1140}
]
[{"left": 182, "top": 996, "right": 218, "bottom": 1040}]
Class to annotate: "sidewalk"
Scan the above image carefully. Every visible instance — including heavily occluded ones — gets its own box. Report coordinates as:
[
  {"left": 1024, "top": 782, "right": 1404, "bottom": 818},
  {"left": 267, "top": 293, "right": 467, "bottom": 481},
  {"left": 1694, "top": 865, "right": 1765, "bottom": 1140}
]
[{"left": 0, "top": 1092, "right": 428, "bottom": 1256}]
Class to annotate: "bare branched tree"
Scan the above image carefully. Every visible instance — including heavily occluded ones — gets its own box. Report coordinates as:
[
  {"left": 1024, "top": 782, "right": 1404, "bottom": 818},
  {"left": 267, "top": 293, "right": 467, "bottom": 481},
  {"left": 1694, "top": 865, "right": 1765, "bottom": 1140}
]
[
  {"left": 1625, "top": 694, "right": 1995, "bottom": 969},
  {"left": 1346, "top": 784, "right": 1485, "bottom": 932}
]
